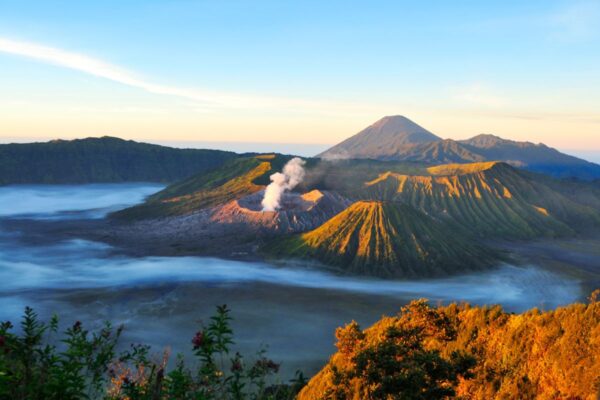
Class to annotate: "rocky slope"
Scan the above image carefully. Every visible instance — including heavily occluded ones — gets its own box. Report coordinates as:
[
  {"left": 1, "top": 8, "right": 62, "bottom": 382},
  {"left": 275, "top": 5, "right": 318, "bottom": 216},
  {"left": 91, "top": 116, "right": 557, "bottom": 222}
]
[
  {"left": 104, "top": 189, "right": 350, "bottom": 256},
  {"left": 211, "top": 189, "right": 351, "bottom": 234}
]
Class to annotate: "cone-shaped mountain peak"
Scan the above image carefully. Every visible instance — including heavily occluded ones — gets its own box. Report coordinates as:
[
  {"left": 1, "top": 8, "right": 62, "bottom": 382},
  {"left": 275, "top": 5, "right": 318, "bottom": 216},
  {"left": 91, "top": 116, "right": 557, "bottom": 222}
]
[
  {"left": 267, "top": 200, "right": 496, "bottom": 278},
  {"left": 318, "top": 115, "right": 441, "bottom": 160}
]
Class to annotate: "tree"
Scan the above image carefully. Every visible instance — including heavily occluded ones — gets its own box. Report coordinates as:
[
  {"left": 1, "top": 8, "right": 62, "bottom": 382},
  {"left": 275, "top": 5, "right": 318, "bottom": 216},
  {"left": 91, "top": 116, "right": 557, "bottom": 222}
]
[{"left": 322, "top": 300, "right": 475, "bottom": 400}]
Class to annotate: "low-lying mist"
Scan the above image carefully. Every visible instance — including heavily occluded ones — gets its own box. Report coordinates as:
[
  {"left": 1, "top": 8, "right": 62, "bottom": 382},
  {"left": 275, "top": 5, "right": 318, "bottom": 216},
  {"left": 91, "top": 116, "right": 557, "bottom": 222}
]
[
  {"left": 0, "top": 237, "right": 581, "bottom": 312},
  {"left": 0, "top": 183, "right": 588, "bottom": 377},
  {"left": 0, "top": 183, "right": 164, "bottom": 219}
]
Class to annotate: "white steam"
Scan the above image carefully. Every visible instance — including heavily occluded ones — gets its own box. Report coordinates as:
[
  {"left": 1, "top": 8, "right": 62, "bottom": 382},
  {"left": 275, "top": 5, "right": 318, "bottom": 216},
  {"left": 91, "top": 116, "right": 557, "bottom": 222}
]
[
  {"left": 319, "top": 149, "right": 350, "bottom": 161},
  {"left": 261, "top": 157, "right": 306, "bottom": 211}
]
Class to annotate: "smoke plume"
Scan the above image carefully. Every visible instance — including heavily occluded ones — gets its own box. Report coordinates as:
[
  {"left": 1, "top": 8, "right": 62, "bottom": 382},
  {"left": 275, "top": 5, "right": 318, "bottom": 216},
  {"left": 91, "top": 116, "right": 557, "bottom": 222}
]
[
  {"left": 319, "top": 149, "right": 350, "bottom": 161},
  {"left": 262, "top": 157, "right": 306, "bottom": 211}
]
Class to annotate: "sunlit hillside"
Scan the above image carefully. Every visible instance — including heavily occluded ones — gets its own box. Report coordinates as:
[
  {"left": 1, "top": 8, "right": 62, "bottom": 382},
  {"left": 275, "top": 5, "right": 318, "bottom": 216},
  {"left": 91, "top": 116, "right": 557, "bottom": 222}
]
[
  {"left": 112, "top": 155, "right": 291, "bottom": 220},
  {"left": 361, "top": 161, "right": 600, "bottom": 238},
  {"left": 299, "top": 295, "right": 600, "bottom": 400},
  {"left": 266, "top": 201, "right": 496, "bottom": 278}
]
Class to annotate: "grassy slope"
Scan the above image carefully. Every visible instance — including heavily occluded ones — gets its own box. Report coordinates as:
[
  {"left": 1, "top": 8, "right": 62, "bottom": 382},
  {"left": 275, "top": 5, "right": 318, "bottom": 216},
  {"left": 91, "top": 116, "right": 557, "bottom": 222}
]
[
  {"left": 112, "top": 154, "right": 291, "bottom": 220},
  {"left": 0, "top": 136, "right": 237, "bottom": 184},
  {"left": 361, "top": 161, "right": 600, "bottom": 238},
  {"left": 266, "top": 201, "right": 497, "bottom": 278}
]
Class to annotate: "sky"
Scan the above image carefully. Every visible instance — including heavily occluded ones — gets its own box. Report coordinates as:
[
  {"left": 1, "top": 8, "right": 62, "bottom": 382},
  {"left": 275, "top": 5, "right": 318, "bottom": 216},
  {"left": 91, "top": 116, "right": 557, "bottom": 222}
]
[{"left": 0, "top": 0, "right": 599, "bottom": 159}]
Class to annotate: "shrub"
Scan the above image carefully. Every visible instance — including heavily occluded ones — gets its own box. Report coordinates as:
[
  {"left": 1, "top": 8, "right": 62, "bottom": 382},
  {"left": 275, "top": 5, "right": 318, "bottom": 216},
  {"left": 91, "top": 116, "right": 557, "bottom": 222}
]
[{"left": 0, "top": 305, "right": 305, "bottom": 400}]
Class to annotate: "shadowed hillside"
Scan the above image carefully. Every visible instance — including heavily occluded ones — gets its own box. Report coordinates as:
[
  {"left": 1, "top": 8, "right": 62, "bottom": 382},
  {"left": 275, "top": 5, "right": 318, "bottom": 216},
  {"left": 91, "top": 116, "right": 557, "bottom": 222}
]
[
  {"left": 460, "top": 134, "right": 600, "bottom": 179},
  {"left": 0, "top": 136, "right": 237, "bottom": 184},
  {"left": 299, "top": 297, "right": 600, "bottom": 400},
  {"left": 394, "top": 139, "right": 485, "bottom": 163},
  {"left": 266, "top": 201, "right": 496, "bottom": 278}
]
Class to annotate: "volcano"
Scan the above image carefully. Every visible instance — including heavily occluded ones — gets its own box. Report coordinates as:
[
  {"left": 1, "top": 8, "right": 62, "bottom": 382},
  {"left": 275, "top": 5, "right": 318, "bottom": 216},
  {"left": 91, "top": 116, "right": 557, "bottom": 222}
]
[
  {"left": 210, "top": 189, "right": 351, "bottom": 233},
  {"left": 265, "top": 201, "right": 496, "bottom": 278}
]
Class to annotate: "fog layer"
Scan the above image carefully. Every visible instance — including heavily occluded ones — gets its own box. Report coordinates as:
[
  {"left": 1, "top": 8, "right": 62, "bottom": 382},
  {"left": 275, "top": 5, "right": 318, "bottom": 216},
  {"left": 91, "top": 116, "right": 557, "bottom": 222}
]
[{"left": 0, "top": 184, "right": 586, "bottom": 376}]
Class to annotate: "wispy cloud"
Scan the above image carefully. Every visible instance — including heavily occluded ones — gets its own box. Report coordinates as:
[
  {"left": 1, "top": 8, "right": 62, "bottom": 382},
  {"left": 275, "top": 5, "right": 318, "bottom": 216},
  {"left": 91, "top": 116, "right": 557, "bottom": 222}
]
[
  {"left": 452, "top": 83, "right": 506, "bottom": 108},
  {"left": 0, "top": 37, "right": 370, "bottom": 113}
]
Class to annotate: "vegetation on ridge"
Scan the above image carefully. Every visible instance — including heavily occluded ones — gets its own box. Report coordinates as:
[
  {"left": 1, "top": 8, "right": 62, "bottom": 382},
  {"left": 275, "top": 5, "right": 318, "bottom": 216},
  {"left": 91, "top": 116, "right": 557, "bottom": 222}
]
[
  {"left": 299, "top": 293, "right": 600, "bottom": 400},
  {"left": 112, "top": 155, "right": 292, "bottom": 220},
  {"left": 360, "top": 161, "right": 600, "bottom": 239},
  {"left": 0, "top": 137, "right": 237, "bottom": 185},
  {"left": 4, "top": 295, "right": 599, "bottom": 399}
]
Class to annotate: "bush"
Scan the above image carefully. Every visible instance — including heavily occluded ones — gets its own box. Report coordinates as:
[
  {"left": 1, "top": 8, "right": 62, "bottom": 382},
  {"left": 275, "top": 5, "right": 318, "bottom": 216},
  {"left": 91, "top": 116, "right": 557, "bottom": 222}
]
[
  {"left": 0, "top": 305, "right": 305, "bottom": 400},
  {"left": 299, "top": 297, "right": 600, "bottom": 400}
]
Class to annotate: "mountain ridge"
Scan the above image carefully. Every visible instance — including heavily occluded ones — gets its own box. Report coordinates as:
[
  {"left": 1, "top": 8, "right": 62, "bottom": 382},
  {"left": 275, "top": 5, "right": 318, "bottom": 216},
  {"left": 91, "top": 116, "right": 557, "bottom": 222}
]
[
  {"left": 360, "top": 161, "right": 600, "bottom": 238},
  {"left": 0, "top": 136, "right": 238, "bottom": 184},
  {"left": 319, "top": 116, "right": 600, "bottom": 180},
  {"left": 318, "top": 115, "right": 441, "bottom": 160}
]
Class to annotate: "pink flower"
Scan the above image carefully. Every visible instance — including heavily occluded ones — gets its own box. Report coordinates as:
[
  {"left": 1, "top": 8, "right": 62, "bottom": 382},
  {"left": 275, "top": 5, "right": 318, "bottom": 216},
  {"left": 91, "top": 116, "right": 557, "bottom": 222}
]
[
  {"left": 231, "top": 360, "right": 243, "bottom": 372},
  {"left": 192, "top": 331, "right": 205, "bottom": 350}
]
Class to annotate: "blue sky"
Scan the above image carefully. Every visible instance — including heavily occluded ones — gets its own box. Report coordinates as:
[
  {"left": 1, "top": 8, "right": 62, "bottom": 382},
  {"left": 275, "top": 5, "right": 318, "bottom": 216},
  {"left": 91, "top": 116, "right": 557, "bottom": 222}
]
[{"left": 0, "top": 0, "right": 599, "bottom": 158}]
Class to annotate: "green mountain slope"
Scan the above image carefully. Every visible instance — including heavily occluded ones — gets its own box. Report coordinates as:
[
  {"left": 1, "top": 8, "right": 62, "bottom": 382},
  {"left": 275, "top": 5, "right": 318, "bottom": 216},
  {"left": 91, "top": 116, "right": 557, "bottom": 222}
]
[
  {"left": 266, "top": 201, "right": 497, "bottom": 278},
  {"left": 112, "top": 154, "right": 291, "bottom": 220},
  {"left": 361, "top": 162, "right": 600, "bottom": 238},
  {"left": 0, "top": 136, "right": 237, "bottom": 185}
]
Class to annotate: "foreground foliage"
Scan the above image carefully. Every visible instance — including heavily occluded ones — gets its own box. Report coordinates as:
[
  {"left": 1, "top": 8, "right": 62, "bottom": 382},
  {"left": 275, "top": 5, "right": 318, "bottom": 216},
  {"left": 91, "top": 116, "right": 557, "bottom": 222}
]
[
  {"left": 0, "top": 305, "right": 305, "bottom": 400},
  {"left": 299, "top": 294, "right": 600, "bottom": 400},
  {"left": 2, "top": 295, "right": 599, "bottom": 399}
]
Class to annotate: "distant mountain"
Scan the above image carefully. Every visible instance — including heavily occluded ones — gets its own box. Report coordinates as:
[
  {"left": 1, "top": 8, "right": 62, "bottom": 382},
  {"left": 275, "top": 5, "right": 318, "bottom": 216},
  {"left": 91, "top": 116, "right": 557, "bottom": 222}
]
[
  {"left": 266, "top": 201, "right": 496, "bottom": 278},
  {"left": 393, "top": 139, "right": 485, "bottom": 163},
  {"left": 318, "top": 116, "right": 441, "bottom": 160},
  {"left": 0, "top": 136, "right": 237, "bottom": 184},
  {"left": 459, "top": 134, "right": 600, "bottom": 179},
  {"left": 318, "top": 116, "right": 600, "bottom": 180}
]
